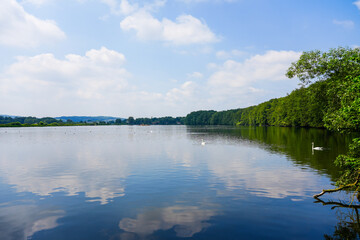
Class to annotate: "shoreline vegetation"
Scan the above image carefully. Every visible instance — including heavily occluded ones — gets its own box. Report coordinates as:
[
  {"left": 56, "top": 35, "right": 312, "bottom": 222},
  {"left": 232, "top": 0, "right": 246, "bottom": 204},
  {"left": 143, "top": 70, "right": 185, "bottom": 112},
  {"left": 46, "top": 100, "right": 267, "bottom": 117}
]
[{"left": 0, "top": 116, "right": 185, "bottom": 127}]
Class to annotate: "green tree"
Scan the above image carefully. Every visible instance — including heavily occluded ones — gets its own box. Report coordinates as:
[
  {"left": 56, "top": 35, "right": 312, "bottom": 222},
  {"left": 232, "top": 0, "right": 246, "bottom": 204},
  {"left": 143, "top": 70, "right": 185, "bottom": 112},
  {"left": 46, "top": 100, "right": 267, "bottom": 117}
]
[
  {"left": 286, "top": 47, "right": 360, "bottom": 118},
  {"left": 115, "top": 119, "right": 123, "bottom": 125},
  {"left": 127, "top": 116, "right": 135, "bottom": 125},
  {"left": 287, "top": 47, "right": 360, "bottom": 196}
]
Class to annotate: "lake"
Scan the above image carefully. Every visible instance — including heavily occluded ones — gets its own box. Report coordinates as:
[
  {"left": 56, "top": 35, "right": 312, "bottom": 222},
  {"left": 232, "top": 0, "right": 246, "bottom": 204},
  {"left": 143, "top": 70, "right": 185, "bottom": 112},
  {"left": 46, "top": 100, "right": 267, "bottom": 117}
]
[{"left": 0, "top": 125, "right": 357, "bottom": 239}]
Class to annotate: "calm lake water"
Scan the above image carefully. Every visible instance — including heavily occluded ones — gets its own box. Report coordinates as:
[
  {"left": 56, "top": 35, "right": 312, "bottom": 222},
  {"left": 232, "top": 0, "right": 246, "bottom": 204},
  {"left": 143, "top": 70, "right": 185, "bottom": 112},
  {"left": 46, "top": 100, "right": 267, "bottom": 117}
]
[{"left": 0, "top": 125, "right": 358, "bottom": 240}]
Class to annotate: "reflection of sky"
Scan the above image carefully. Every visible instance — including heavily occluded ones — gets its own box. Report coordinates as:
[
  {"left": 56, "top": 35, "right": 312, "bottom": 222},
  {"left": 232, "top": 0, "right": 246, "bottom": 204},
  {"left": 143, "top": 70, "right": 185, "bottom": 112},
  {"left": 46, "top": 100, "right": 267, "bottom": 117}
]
[
  {"left": 0, "top": 127, "right": 130, "bottom": 205},
  {"left": 0, "top": 126, "right": 327, "bottom": 202},
  {"left": 205, "top": 145, "right": 322, "bottom": 199},
  {"left": 0, "top": 204, "right": 64, "bottom": 240},
  {"left": 119, "top": 205, "right": 217, "bottom": 238},
  {"left": 0, "top": 126, "right": 194, "bottom": 205},
  {"left": 0, "top": 126, "right": 337, "bottom": 239},
  {"left": 170, "top": 131, "right": 325, "bottom": 200}
]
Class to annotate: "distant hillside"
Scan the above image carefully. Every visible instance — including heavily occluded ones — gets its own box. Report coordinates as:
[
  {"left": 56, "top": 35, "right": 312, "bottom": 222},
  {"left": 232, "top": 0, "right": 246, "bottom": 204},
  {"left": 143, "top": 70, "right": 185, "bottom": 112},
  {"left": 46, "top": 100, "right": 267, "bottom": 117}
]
[
  {"left": 0, "top": 114, "right": 20, "bottom": 118},
  {"left": 55, "top": 116, "right": 122, "bottom": 123}
]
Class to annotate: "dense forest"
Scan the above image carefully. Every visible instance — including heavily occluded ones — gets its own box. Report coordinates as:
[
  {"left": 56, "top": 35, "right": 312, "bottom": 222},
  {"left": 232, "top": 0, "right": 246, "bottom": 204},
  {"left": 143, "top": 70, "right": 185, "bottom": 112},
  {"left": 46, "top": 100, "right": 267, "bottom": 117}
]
[
  {"left": 126, "top": 116, "right": 184, "bottom": 125},
  {"left": 184, "top": 80, "right": 327, "bottom": 127},
  {"left": 0, "top": 116, "right": 101, "bottom": 127}
]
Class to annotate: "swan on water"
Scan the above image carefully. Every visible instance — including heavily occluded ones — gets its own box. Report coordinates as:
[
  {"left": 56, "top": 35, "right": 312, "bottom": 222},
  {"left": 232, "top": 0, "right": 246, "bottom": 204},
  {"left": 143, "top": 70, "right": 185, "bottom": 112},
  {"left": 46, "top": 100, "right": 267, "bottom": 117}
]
[
  {"left": 312, "top": 142, "right": 323, "bottom": 150},
  {"left": 201, "top": 139, "right": 206, "bottom": 146}
]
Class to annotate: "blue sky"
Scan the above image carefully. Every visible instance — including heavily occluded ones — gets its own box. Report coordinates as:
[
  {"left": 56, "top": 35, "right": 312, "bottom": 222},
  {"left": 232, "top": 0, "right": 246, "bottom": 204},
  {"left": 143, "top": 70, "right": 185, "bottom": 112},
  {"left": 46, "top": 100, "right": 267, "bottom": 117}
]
[{"left": 0, "top": 0, "right": 359, "bottom": 118}]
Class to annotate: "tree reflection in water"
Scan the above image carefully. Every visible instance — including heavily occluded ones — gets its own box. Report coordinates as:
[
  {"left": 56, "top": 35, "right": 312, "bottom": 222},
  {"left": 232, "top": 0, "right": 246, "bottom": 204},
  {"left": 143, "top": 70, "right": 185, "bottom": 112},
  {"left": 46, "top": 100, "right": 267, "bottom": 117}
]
[{"left": 315, "top": 196, "right": 360, "bottom": 239}]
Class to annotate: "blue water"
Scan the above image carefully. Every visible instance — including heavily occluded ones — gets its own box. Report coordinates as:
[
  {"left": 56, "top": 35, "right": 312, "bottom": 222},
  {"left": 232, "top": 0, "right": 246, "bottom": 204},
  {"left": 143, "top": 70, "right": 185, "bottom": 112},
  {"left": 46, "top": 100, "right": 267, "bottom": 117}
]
[{"left": 0, "top": 126, "right": 355, "bottom": 239}]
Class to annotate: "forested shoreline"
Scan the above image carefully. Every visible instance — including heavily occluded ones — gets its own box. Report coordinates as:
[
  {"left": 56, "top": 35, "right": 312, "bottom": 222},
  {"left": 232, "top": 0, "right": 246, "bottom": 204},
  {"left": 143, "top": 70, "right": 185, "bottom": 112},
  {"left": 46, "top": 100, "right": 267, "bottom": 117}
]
[
  {"left": 184, "top": 79, "right": 327, "bottom": 128},
  {"left": 0, "top": 80, "right": 331, "bottom": 129},
  {"left": 0, "top": 115, "right": 184, "bottom": 127},
  {"left": 2, "top": 80, "right": 329, "bottom": 128}
]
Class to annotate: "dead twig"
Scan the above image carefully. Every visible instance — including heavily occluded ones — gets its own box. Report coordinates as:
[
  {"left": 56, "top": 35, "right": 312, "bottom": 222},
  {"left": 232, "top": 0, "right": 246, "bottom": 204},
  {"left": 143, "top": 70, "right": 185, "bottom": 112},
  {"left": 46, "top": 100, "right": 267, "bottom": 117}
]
[{"left": 313, "top": 173, "right": 360, "bottom": 198}]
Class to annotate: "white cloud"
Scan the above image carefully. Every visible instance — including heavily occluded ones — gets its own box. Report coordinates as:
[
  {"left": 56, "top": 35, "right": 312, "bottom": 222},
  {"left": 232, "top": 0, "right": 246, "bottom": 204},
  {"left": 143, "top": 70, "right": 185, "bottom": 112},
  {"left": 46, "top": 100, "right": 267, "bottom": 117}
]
[
  {"left": 100, "top": 0, "right": 166, "bottom": 16},
  {"left": 77, "top": 0, "right": 219, "bottom": 45},
  {"left": 204, "top": 50, "right": 301, "bottom": 108},
  {"left": 100, "top": 0, "right": 138, "bottom": 15},
  {"left": 22, "top": 0, "right": 51, "bottom": 5},
  {"left": 216, "top": 49, "right": 246, "bottom": 59},
  {"left": 216, "top": 51, "right": 230, "bottom": 59},
  {"left": 120, "top": 10, "right": 163, "bottom": 40},
  {"left": 106, "top": 50, "right": 301, "bottom": 115},
  {"left": 354, "top": 0, "right": 360, "bottom": 10},
  {"left": 0, "top": 47, "right": 302, "bottom": 117},
  {"left": 209, "top": 50, "right": 301, "bottom": 88},
  {"left": 165, "top": 81, "right": 197, "bottom": 102},
  {"left": 119, "top": 81, "right": 204, "bottom": 116},
  {"left": 178, "top": 0, "right": 236, "bottom": 3},
  {"left": 162, "top": 15, "right": 218, "bottom": 45},
  {"left": 0, "top": 46, "right": 204, "bottom": 117},
  {"left": 120, "top": 10, "right": 219, "bottom": 45},
  {"left": 333, "top": 19, "right": 355, "bottom": 29},
  {"left": 187, "top": 72, "right": 203, "bottom": 79},
  {"left": 143, "top": 0, "right": 167, "bottom": 12},
  {"left": 0, "top": 0, "right": 65, "bottom": 48},
  {"left": 22, "top": 0, "right": 139, "bottom": 16},
  {"left": 0, "top": 47, "right": 130, "bottom": 116},
  {"left": 151, "top": 51, "right": 302, "bottom": 112}
]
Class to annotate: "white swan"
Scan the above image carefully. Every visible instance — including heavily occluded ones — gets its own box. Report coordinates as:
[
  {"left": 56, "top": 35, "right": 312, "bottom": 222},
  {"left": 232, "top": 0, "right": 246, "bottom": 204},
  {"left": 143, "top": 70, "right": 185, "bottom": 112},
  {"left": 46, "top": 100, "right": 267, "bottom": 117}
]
[
  {"left": 312, "top": 142, "right": 323, "bottom": 151},
  {"left": 201, "top": 139, "right": 206, "bottom": 146}
]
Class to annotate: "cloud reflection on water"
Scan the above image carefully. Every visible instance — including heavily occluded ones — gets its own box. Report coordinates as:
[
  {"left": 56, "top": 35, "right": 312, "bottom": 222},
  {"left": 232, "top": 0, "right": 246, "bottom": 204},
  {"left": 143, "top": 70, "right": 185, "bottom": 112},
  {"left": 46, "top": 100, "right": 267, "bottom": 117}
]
[
  {"left": 207, "top": 155, "right": 320, "bottom": 199},
  {"left": 0, "top": 205, "right": 64, "bottom": 240},
  {"left": 0, "top": 127, "right": 129, "bottom": 205},
  {"left": 119, "top": 205, "right": 217, "bottom": 238},
  {"left": 0, "top": 126, "right": 325, "bottom": 204},
  {"left": 0, "top": 126, "right": 338, "bottom": 239},
  {"left": 187, "top": 132, "right": 323, "bottom": 199}
]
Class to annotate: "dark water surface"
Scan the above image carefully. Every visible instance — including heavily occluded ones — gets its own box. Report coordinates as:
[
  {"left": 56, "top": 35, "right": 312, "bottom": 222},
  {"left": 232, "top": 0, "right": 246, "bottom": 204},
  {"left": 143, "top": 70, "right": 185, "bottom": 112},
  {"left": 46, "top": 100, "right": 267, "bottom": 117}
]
[{"left": 0, "top": 126, "right": 357, "bottom": 239}]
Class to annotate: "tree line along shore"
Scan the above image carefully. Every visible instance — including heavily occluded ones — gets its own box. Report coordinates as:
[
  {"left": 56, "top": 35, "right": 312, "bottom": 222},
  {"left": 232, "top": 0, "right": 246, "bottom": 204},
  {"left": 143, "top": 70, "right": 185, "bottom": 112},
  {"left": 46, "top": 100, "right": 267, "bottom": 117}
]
[{"left": 0, "top": 116, "right": 184, "bottom": 127}]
